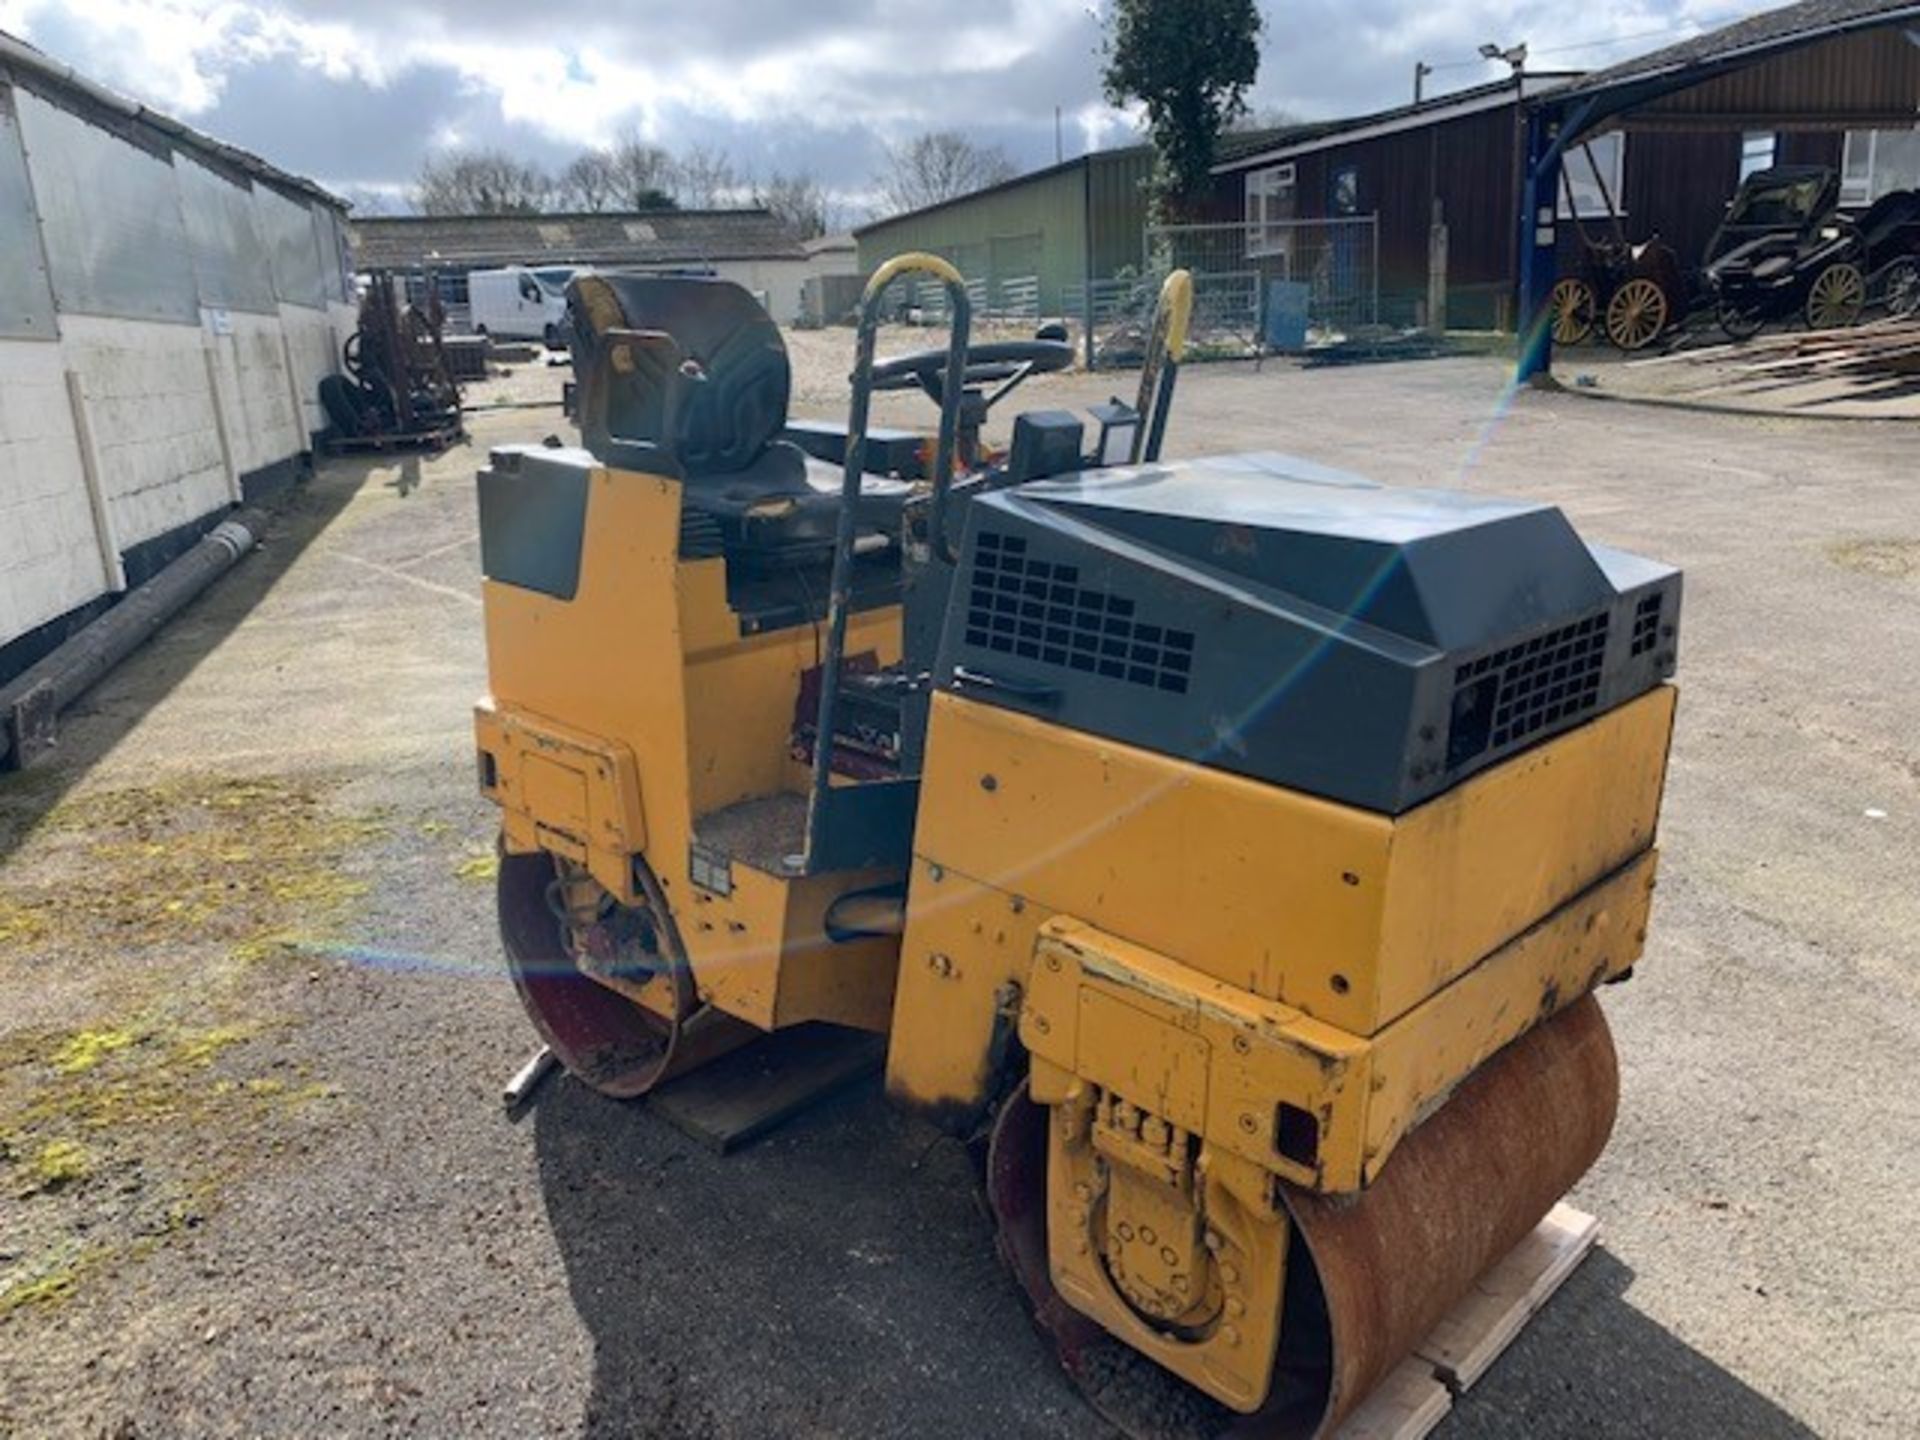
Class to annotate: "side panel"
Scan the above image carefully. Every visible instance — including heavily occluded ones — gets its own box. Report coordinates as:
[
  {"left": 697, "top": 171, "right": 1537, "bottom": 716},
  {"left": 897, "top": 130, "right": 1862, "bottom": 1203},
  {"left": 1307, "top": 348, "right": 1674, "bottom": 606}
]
[
  {"left": 903, "top": 692, "right": 1396, "bottom": 1024},
  {"left": 1378, "top": 682, "right": 1674, "bottom": 1024},
  {"left": 478, "top": 451, "right": 907, "bottom": 1035},
  {"left": 888, "top": 687, "right": 1673, "bottom": 1116},
  {"left": 482, "top": 463, "right": 695, "bottom": 876}
]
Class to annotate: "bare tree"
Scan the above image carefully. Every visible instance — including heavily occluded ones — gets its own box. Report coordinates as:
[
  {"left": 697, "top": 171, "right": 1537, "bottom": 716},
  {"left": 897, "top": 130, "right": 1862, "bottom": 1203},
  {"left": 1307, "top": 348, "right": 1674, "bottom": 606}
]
[
  {"left": 338, "top": 184, "right": 403, "bottom": 217},
  {"left": 609, "top": 130, "right": 678, "bottom": 210},
  {"left": 558, "top": 149, "right": 620, "bottom": 211},
  {"left": 414, "top": 149, "right": 552, "bottom": 215},
  {"left": 755, "top": 170, "right": 830, "bottom": 239},
  {"left": 875, "top": 131, "right": 1018, "bottom": 216},
  {"left": 674, "top": 144, "right": 741, "bottom": 209}
]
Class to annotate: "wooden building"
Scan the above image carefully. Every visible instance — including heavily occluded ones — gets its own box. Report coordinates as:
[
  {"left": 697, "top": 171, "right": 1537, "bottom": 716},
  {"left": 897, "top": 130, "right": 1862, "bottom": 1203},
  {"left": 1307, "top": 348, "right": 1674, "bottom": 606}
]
[{"left": 1213, "top": 0, "right": 1920, "bottom": 332}]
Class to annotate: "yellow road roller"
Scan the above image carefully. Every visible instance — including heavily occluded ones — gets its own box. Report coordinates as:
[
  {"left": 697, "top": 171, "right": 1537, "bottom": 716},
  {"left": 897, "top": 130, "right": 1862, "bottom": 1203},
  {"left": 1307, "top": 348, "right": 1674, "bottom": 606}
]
[{"left": 472, "top": 256, "right": 1679, "bottom": 1435}]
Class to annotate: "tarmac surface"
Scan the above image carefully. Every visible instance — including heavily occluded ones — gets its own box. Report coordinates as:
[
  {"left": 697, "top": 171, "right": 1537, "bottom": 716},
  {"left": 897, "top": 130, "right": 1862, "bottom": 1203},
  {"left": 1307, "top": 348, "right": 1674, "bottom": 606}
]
[{"left": 2, "top": 348, "right": 1916, "bottom": 1438}]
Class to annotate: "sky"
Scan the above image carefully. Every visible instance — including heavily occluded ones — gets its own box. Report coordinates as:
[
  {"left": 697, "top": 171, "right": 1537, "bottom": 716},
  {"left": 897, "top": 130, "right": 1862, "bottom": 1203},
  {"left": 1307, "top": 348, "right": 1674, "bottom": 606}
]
[{"left": 0, "top": 0, "right": 1779, "bottom": 217}]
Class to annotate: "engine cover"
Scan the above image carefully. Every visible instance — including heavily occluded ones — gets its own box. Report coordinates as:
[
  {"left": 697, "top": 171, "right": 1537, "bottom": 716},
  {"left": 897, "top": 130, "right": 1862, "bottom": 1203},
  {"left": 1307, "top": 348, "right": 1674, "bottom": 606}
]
[{"left": 938, "top": 452, "right": 1679, "bottom": 814}]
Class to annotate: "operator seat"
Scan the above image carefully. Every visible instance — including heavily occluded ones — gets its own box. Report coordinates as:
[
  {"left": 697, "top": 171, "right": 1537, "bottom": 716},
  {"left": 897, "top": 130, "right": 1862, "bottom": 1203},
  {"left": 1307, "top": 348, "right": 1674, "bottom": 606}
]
[{"left": 565, "top": 274, "right": 912, "bottom": 557}]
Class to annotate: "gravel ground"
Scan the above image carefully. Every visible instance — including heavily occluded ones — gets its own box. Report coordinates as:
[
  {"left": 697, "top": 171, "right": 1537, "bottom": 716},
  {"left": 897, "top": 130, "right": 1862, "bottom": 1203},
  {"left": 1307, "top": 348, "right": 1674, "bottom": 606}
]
[{"left": 1, "top": 344, "right": 1916, "bottom": 1439}]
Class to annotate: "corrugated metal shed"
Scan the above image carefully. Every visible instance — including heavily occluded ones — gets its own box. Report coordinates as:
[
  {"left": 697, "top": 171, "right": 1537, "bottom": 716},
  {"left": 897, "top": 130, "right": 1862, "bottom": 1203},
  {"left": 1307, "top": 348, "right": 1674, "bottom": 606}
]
[
  {"left": 350, "top": 209, "right": 808, "bottom": 273},
  {"left": 855, "top": 148, "right": 1158, "bottom": 311},
  {"left": 0, "top": 28, "right": 353, "bottom": 687}
]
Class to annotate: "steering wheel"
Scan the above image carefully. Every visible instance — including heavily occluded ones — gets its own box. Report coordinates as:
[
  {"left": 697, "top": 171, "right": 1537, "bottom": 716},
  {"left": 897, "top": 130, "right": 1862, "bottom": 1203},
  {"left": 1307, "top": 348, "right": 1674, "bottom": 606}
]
[{"left": 869, "top": 339, "right": 1074, "bottom": 409}]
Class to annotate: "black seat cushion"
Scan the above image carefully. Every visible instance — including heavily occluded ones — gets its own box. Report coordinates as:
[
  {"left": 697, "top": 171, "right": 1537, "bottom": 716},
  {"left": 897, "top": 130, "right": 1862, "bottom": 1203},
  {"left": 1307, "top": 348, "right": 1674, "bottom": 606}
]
[{"left": 687, "top": 443, "right": 914, "bottom": 550}]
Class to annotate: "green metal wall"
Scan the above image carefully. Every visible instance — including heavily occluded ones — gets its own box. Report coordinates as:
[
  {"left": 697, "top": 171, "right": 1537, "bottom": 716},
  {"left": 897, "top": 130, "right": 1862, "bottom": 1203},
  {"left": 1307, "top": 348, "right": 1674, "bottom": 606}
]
[
  {"left": 1086, "top": 148, "right": 1154, "bottom": 278},
  {"left": 855, "top": 148, "right": 1154, "bottom": 313}
]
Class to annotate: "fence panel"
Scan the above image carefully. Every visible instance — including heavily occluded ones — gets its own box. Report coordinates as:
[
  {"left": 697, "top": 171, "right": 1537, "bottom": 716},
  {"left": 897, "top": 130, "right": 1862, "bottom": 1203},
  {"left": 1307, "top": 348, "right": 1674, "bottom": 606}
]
[{"left": 1079, "top": 218, "right": 1379, "bottom": 368}]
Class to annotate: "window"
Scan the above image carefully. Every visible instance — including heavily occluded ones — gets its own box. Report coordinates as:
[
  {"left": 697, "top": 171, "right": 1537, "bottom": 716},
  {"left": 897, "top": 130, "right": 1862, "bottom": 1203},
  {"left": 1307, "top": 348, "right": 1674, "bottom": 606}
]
[
  {"left": 1331, "top": 165, "right": 1359, "bottom": 216},
  {"left": 1840, "top": 128, "right": 1920, "bottom": 207},
  {"left": 1245, "top": 163, "right": 1296, "bottom": 257},
  {"left": 1558, "top": 131, "right": 1626, "bottom": 219},
  {"left": 1739, "top": 131, "right": 1777, "bottom": 182}
]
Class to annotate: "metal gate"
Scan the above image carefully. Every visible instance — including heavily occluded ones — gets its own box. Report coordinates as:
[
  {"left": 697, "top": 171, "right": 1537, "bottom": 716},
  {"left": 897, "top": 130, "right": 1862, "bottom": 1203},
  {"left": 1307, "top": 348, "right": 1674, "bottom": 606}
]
[{"left": 1080, "top": 217, "right": 1379, "bottom": 368}]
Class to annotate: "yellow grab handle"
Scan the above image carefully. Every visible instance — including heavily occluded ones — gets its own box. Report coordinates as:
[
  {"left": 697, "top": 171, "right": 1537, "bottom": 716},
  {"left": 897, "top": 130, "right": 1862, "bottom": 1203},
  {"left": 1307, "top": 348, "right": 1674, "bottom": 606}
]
[
  {"left": 1158, "top": 268, "right": 1194, "bottom": 362},
  {"left": 863, "top": 251, "right": 967, "bottom": 303}
]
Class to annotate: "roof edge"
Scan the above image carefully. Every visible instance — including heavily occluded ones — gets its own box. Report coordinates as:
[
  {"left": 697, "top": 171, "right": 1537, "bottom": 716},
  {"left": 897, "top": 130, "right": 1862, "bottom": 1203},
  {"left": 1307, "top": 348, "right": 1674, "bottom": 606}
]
[
  {"left": 1552, "top": 0, "right": 1920, "bottom": 105},
  {"left": 352, "top": 206, "right": 779, "bottom": 226},
  {"left": 855, "top": 144, "right": 1151, "bottom": 236},
  {"left": 1214, "top": 72, "right": 1583, "bottom": 174},
  {"left": 0, "top": 30, "right": 346, "bottom": 209}
]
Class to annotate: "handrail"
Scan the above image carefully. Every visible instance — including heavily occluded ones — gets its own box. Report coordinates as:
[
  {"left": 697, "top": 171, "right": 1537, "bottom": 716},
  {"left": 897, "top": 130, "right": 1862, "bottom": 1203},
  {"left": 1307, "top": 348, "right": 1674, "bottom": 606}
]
[
  {"left": 802, "top": 253, "right": 972, "bottom": 872},
  {"left": 1132, "top": 269, "right": 1194, "bottom": 464}
]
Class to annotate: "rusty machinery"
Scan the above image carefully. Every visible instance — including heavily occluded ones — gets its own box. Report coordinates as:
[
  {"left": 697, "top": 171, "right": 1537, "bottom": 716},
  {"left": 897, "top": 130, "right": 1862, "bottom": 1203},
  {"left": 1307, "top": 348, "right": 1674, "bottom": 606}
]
[
  {"left": 470, "top": 257, "right": 1681, "bottom": 1435},
  {"left": 319, "top": 270, "right": 463, "bottom": 450}
]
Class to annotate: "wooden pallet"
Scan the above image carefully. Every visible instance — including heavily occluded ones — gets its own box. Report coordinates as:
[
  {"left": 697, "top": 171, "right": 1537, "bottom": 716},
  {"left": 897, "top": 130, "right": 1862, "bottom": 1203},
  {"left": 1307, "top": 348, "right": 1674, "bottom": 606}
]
[
  {"left": 1333, "top": 1202, "right": 1601, "bottom": 1440},
  {"left": 318, "top": 422, "right": 463, "bottom": 457}
]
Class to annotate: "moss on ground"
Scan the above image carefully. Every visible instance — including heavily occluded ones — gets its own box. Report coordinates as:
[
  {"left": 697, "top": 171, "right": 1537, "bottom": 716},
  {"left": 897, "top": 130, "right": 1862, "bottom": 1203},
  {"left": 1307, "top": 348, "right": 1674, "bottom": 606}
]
[
  {"left": 0, "top": 771, "right": 378, "bottom": 1317},
  {"left": 1828, "top": 537, "right": 1920, "bottom": 580},
  {"left": 0, "top": 775, "right": 382, "bottom": 952},
  {"left": 454, "top": 851, "right": 499, "bottom": 883}
]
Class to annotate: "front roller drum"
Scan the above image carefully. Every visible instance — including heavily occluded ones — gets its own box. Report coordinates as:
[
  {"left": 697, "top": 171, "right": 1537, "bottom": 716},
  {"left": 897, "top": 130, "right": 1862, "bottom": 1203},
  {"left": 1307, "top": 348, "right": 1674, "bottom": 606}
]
[{"left": 990, "top": 995, "right": 1620, "bottom": 1439}]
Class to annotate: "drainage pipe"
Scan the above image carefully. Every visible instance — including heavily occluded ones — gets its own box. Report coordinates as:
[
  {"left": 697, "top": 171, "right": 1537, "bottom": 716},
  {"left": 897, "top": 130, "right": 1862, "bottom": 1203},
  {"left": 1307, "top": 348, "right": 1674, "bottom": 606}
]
[{"left": 0, "top": 509, "right": 268, "bottom": 770}]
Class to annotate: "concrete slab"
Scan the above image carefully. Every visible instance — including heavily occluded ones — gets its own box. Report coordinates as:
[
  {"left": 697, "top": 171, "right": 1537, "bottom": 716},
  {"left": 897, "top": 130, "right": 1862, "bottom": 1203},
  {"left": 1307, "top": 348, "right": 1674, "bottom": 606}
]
[{"left": 0, "top": 350, "right": 1912, "bottom": 1439}]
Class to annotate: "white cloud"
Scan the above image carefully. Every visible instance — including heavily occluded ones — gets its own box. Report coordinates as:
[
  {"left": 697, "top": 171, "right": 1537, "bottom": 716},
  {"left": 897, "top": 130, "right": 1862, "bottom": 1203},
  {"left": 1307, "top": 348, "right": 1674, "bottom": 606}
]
[{"left": 1, "top": 0, "right": 1787, "bottom": 198}]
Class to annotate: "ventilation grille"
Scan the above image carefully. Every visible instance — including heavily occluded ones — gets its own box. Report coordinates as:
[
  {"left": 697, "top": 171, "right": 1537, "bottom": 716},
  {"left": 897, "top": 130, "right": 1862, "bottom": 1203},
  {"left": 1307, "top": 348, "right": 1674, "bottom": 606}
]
[
  {"left": 1449, "top": 612, "right": 1610, "bottom": 766},
  {"left": 964, "top": 531, "right": 1195, "bottom": 694},
  {"left": 1630, "top": 592, "right": 1663, "bottom": 656}
]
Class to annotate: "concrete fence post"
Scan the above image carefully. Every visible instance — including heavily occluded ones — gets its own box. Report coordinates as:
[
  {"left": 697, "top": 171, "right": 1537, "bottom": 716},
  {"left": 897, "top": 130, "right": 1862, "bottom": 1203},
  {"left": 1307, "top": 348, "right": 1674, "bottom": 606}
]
[
  {"left": 1428, "top": 199, "right": 1449, "bottom": 336},
  {"left": 64, "top": 369, "right": 126, "bottom": 595},
  {"left": 202, "top": 342, "right": 243, "bottom": 505}
]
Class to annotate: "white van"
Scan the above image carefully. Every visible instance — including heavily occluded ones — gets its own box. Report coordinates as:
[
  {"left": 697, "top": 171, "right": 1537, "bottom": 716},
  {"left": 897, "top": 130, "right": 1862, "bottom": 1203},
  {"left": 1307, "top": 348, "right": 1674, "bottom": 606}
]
[{"left": 467, "top": 264, "right": 581, "bottom": 345}]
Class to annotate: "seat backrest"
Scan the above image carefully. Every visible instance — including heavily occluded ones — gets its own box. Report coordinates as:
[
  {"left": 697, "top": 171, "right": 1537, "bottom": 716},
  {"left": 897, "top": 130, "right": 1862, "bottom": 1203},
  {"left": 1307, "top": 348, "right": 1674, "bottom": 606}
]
[{"left": 567, "top": 274, "right": 791, "bottom": 476}]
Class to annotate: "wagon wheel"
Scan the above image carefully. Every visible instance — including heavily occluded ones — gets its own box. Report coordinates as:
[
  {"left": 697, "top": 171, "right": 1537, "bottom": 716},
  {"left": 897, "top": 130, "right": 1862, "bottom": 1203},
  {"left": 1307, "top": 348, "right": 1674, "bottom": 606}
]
[
  {"left": 1605, "top": 277, "right": 1669, "bottom": 351},
  {"left": 1718, "top": 302, "right": 1765, "bottom": 341},
  {"left": 1805, "top": 262, "right": 1866, "bottom": 330},
  {"left": 1550, "top": 278, "right": 1597, "bottom": 346},
  {"left": 1878, "top": 258, "right": 1920, "bottom": 318}
]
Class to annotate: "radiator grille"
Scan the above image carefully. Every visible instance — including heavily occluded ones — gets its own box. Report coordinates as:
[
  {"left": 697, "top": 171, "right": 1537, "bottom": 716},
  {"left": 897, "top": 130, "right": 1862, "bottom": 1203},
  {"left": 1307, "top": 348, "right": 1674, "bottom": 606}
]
[
  {"left": 1449, "top": 612, "right": 1610, "bottom": 766},
  {"left": 964, "top": 531, "right": 1195, "bottom": 694},
  {"left": 1630, "top": 592, "right": 1663, "bottom": 657}
]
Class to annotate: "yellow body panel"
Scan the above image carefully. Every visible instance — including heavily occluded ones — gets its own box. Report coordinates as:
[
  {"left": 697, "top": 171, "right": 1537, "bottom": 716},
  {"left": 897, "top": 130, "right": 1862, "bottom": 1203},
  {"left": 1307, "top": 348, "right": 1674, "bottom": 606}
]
[
  {"left": 1036, "top": 1066, "right": 1289, "bottom": 1410},
  {"left": 887, "top": 684, "right": 1673, "bottom": 1098},
  {"left": 475, "top": 700, "right": 647, "bottom": 902},
  {"left": 874, "top": 684, "right": 1670, "bottom": 1411},
  {"left": 1022, "top": 846, "right": 1652, "bottom": 1195},
  {"left": 476, "top": 453, "right": 904, "bottom": 1034}
]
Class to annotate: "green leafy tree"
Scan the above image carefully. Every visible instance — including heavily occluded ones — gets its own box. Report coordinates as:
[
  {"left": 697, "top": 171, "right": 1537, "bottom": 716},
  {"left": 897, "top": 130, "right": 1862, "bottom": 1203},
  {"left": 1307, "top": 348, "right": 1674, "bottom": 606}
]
[{"left": 1102, "top": 0, "right": 1263, "bottom": 221}]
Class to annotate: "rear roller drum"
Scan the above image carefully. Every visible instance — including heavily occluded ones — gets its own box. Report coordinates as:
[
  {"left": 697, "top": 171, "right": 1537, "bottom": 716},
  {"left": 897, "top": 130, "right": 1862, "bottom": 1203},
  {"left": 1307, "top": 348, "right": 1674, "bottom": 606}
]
[
  {"left": 496, "top": 848, "right": 695, "bottom": 1098},
  {"left": 988, "top": 995, "right": 1620, "bottom": 1439}
]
